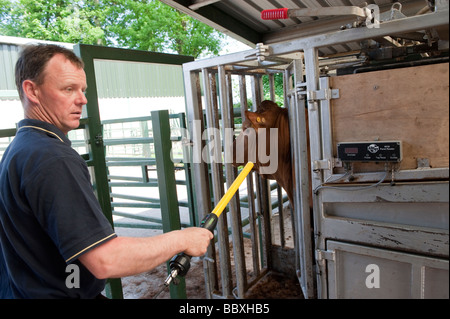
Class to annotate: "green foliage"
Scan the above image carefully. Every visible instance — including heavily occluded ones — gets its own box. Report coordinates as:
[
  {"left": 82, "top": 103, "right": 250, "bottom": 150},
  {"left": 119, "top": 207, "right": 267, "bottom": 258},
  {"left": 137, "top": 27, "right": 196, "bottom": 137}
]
[
  {"left": 263, "top": 73, "right": 284, "bottom": 106},
  {"left": 0, "top": 0, "right": 225, "bottom": 58}
]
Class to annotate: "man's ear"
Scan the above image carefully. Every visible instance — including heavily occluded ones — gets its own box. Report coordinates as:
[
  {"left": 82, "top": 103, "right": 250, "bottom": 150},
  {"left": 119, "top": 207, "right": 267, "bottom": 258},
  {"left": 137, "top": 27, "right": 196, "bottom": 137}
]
[{"left": 22, "top": 80, "right": 40, "bottom": 104}]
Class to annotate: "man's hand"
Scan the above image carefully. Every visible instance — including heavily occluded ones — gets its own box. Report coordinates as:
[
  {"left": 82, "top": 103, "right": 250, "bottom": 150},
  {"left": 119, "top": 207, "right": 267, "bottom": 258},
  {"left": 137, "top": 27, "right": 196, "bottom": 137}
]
[{"left": 179, "top": 227, "right": 214, "bottom": 257}]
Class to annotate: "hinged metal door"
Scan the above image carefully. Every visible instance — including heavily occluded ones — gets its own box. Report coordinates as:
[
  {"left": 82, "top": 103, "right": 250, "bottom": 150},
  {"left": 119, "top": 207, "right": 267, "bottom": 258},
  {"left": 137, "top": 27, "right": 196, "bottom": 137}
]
[{"left": 326, "top": 240, "right": 449, "bottom": 299}]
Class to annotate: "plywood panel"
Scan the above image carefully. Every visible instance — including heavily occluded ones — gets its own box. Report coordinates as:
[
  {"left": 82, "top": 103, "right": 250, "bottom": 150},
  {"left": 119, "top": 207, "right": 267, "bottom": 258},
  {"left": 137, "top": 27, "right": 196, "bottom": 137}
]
[{"left": 330, "top": 63, "right": 449, "bottom": 171}]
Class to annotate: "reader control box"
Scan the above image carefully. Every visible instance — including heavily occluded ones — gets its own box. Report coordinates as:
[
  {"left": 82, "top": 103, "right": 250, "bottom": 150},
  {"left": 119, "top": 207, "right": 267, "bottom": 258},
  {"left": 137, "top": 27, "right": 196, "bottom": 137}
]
[{"left": 337, "top": 141, "right": 402, "bottom": 163}]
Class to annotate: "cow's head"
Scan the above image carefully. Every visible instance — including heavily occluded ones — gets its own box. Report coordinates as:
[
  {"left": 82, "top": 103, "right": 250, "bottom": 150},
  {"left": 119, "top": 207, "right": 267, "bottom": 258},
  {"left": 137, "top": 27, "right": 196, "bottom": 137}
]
[{"left": 232, "top": 100, "right": 288, "bottom": 178}]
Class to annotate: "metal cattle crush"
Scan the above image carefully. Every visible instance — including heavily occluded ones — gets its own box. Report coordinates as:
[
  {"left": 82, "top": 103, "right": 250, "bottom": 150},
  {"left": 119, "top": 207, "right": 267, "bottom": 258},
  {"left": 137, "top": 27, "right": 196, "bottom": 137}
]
[{"left": 182, "top": 4, "right": 449, "bottom": 299}]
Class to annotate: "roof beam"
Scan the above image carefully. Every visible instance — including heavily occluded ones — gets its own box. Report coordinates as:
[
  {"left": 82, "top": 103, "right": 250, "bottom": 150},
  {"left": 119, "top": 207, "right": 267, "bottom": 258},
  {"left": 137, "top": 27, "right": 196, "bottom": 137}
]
[
  {"left": 189, "top": 0, "right": 222, "bottom": 11},
  {"left": 160, "top": 0, "right": 260, "bottom": 46}
]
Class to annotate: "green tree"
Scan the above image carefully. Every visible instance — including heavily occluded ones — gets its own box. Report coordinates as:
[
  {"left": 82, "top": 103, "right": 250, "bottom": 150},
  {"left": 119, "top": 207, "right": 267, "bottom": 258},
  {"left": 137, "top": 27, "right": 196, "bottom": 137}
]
[
  {"left": 0, "top": 0, "right": 225, "bottom": 58},
  {"left": 0, "top": 0, "right": 106, "bottom": 44},
  {"left": 263, "top": 73, "right": 284, "bottom": 106},
  {"left": 0, "top": 0, "right": 10, "bottom": 20}
]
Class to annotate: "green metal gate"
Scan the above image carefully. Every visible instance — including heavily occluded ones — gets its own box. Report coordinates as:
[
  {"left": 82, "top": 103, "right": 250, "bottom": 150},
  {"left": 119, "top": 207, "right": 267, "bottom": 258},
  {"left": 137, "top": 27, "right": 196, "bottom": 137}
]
[{"left": 73, "top": 44, "right": 195, "bottom": 299}]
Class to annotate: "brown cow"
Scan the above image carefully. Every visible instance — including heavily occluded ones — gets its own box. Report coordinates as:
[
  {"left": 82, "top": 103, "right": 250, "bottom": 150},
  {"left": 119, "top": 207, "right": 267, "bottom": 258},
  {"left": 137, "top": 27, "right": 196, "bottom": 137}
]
[{"left": 233, "top": 100, "right": 294, "bottom": 205}]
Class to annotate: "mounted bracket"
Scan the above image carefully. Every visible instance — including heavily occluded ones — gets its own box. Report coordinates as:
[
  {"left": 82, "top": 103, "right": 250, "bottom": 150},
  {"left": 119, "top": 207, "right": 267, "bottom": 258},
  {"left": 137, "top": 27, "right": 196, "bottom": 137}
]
[
  {"left": 315, "top": 249, "right": 336, "bottom": 263},
  {"left": 308, "top": 88, "right": 340, "bottom": 103},
  {"left": 313, "top": 159, "right": 332, "bottom": 173}
]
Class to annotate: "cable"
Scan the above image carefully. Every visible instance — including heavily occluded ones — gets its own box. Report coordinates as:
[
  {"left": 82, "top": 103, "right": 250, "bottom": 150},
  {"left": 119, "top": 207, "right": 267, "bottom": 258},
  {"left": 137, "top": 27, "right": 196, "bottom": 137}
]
[{"left": 314, "top": 164, "right": 390, "bottom": 195}]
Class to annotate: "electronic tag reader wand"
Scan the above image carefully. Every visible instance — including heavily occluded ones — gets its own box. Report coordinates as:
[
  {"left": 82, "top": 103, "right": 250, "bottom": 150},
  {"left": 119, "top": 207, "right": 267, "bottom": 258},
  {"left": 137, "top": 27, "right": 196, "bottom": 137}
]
[{"left": 155, "top": 162, "right": 254, "bottom": 297}]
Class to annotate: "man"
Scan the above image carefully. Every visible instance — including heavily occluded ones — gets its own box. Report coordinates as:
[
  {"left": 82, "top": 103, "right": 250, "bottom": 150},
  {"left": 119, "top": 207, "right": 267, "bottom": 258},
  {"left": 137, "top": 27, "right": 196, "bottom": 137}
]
[{"left": 0, "top": 44, "right": 213, "bottom": 299}]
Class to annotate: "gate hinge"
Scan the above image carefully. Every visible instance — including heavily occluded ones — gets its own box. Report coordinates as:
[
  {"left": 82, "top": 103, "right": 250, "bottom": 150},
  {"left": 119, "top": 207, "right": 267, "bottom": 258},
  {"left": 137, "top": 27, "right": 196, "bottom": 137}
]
[
  {"left": 308, "top": 88, "right": 339, "bottom": 102},
  {"left": 245, "top": 43, "right": 271, "bottom": 62},
  {"left": 95, "top": 133, "right": 104, "bottom": 146},
  {"left": 315, "top": 249, "right": 335, "bottom": 262}
]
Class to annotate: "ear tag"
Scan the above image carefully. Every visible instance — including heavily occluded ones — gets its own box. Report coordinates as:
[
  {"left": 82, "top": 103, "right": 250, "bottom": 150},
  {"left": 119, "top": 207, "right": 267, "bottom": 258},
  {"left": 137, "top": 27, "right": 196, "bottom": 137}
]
[{"left": 256, "top": 117, "right": 261, "bottom": 123}]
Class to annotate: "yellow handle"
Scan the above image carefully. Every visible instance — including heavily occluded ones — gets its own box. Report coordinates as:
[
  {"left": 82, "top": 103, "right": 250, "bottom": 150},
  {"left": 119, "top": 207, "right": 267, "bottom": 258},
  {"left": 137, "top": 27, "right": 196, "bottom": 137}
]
[{"left": 211, "top": 162, "right": 254, "bottom": 218}]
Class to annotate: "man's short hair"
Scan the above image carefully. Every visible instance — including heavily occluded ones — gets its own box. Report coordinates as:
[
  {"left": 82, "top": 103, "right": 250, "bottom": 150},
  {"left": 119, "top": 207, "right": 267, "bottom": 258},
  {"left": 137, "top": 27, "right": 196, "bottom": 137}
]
[{"left": 15, "top": 44, "right": 84, "bottom": 102}]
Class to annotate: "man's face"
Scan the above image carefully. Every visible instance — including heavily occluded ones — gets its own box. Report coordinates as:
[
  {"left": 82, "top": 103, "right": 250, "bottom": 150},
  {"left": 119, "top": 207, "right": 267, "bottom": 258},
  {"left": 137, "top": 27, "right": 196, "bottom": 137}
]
[{"left": 32, "top": 54, "right": 87, "bottom": 134}]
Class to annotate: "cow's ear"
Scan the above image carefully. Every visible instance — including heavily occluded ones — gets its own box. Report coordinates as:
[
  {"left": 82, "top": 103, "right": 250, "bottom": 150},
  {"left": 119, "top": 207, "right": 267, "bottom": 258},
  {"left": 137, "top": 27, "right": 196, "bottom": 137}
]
[{"left": 245, "top": 111, "right": 259, "bottom": 125}]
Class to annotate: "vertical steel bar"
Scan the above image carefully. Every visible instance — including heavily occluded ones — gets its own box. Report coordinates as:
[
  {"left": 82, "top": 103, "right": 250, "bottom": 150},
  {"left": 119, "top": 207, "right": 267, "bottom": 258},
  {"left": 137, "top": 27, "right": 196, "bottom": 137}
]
[
  {"left": 284, "top": 67, "right": 295, "bottom": 254},
  {"left": 152, "top": 110, "right": 187, "bottom": 299},
  {"left": 239, "top": 75, "right": 261, "bottom": 277},
  {"left": 219, "top": 67, "right": 247, "bottom": 298},
  {"left": 302, "top": 48, "right": 321, "bottom": 298},
  {"left": 269, "top": 73, "right": 286, "bottom": 248},
  {"left": 210, "top": 71, "right": 233, "bottom": 298},
  {"left": 178, "top": 112, "right": 197, "bottom": 227},
  {"left": 183, "top": 69, "right": 211, "bottom": 219},
  {"left": 73, "top": 45, "right": 124, "bottom": 300},
  {"left": 319, "top": 77, "right": 335, "bottom": 182},
  {"left": 251, "top": 74, "right": 272, "bottom": 270},
  {"left": 202, "top": 68, "right": 224, "bottom": 297},
  {"left": 182, "top": 68, "right": 216, "bottom": 298}
]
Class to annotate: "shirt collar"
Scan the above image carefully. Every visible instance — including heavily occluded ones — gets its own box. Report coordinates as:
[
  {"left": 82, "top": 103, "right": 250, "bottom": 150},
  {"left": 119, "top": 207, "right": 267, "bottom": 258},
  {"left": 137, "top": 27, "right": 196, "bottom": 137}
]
[{"left": 17, "top": 119, "right": 72, "bottom": 146}]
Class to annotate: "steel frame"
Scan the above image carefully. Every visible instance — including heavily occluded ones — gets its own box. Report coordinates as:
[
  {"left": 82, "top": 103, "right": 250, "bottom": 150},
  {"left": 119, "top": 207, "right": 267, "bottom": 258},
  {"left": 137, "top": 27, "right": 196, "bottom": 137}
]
[{"left": 182, "top": 7, "right": 449, "bottom": 299}]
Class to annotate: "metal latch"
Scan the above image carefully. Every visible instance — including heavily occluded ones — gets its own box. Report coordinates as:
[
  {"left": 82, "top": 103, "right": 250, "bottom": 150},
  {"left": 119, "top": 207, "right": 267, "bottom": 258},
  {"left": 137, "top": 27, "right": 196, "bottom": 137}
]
[
  {"left": 313, "top": 159, "right": 331, "bottom": 172},
  {"left": 308, "top": 88, "right": 340, "bottom": 102},
  {"left": 315, "top": 249, "right": 335, "bottom": 262}
]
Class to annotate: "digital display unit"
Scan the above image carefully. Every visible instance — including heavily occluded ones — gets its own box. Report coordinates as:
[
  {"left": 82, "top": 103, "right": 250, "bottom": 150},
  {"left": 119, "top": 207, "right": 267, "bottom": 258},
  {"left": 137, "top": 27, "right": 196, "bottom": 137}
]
[{"left": 337, "top": 141, "right": 402, "bottom": 162}]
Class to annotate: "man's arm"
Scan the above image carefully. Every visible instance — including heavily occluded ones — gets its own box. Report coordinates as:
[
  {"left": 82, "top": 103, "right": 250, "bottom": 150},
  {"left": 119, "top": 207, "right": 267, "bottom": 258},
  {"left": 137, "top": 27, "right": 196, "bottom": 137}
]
[{"left": 78, "top": 227, "right": 213, "bottom": 279}]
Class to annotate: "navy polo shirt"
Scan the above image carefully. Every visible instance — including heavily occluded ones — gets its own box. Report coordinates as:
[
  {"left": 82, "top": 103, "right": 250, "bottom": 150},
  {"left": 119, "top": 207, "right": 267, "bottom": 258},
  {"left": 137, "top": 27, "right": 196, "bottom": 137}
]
[{"left": 0, "top": 119, "right": 116, "bottom": 299}]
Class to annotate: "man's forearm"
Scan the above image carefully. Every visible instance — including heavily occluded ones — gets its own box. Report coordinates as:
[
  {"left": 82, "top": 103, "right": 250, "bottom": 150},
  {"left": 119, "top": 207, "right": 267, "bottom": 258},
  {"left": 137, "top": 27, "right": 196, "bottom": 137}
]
[
  {"left": 78, "top": 227, "right": 213, "bottom": 279},
  {"left": 79, "top": 231, "right": 188, "bottom": 279}
]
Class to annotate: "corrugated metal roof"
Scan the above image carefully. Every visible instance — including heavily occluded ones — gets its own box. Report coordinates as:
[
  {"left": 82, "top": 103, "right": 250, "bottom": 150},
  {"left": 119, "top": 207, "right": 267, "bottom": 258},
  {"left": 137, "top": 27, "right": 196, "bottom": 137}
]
[
  {"left": 0, "top": 36, "right": 185, "bottom": 100},
  {"left": 160, "top": 0, "right": 445, "bottom": 56}
]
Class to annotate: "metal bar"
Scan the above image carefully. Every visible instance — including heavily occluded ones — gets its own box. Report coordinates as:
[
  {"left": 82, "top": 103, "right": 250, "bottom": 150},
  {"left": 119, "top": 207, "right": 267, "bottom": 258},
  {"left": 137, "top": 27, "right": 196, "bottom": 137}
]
[
  {"left": 180, "top": 9, "right": 448, "bottom": 73},
  {"left": 106, "top": 160, "right": 156, "bottom": 167},
  {"left": 152, "top": 110, "right": 187, "bottom": 299},
  {"left": 277, "top": 182, "right": 286, "bottom": 248},
  {"left": 251, "top": 74, "right": 273, "bottom": 271},
  {"left": 219, "top": 66, "right": 247, "bottom": 298},
  {"left": 285, "top": 67, "right": 297, "bottom": 257},
  {"left": 178, "top": 112, "right": 197, "bottom": 227},
  {"left": 73, "top": 44, "right": 123, "bottom": 300},
  {"left": 189, "top": 0, "right": 221, "bottom": 11},
  {"left": 185, "top": 68, "right": 217, "bottom": 299},
  {"left": 103, "top": 137, "right": 154, "bottom": 146},
  {"left": 200, "top": 68, "right": 221, "bottom": 298},
  {"left": 319, "top": 77, "right": 336, "bottom": 183},
  {"left": 0, "top": 128, "right": 16, "bottom": 138},
  {"left": 269, "top": 73, "right": 286, "bottom": 248},
  {"left": 113, "top": 211, "right": 191, "bottom": 228},
  {"left": 288, "top": 6, "right": 366, "bottom": 19},
  {"left": 113, "top": 222, "right": 163, "bottom": 230},
  {"left": 102, "top": 116, "right": 152, "bottom": 125},
  {"left": 108, "top": 182, "right": 159, "bottom": 187},
  {"left": 250, "top": 75, "right": 267, "bottom": 270},
  {"left": 239, "top": 74, "right": 261, "bottom": 278},
  {"left": 209, "top": 68, "right": 232, "bottom": 298},
  {"left": 111, "top": 202, "right": 160, "bottom": 209},
  {"left": 302, "top": 48, "right": 320, "bottom": 299}
]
